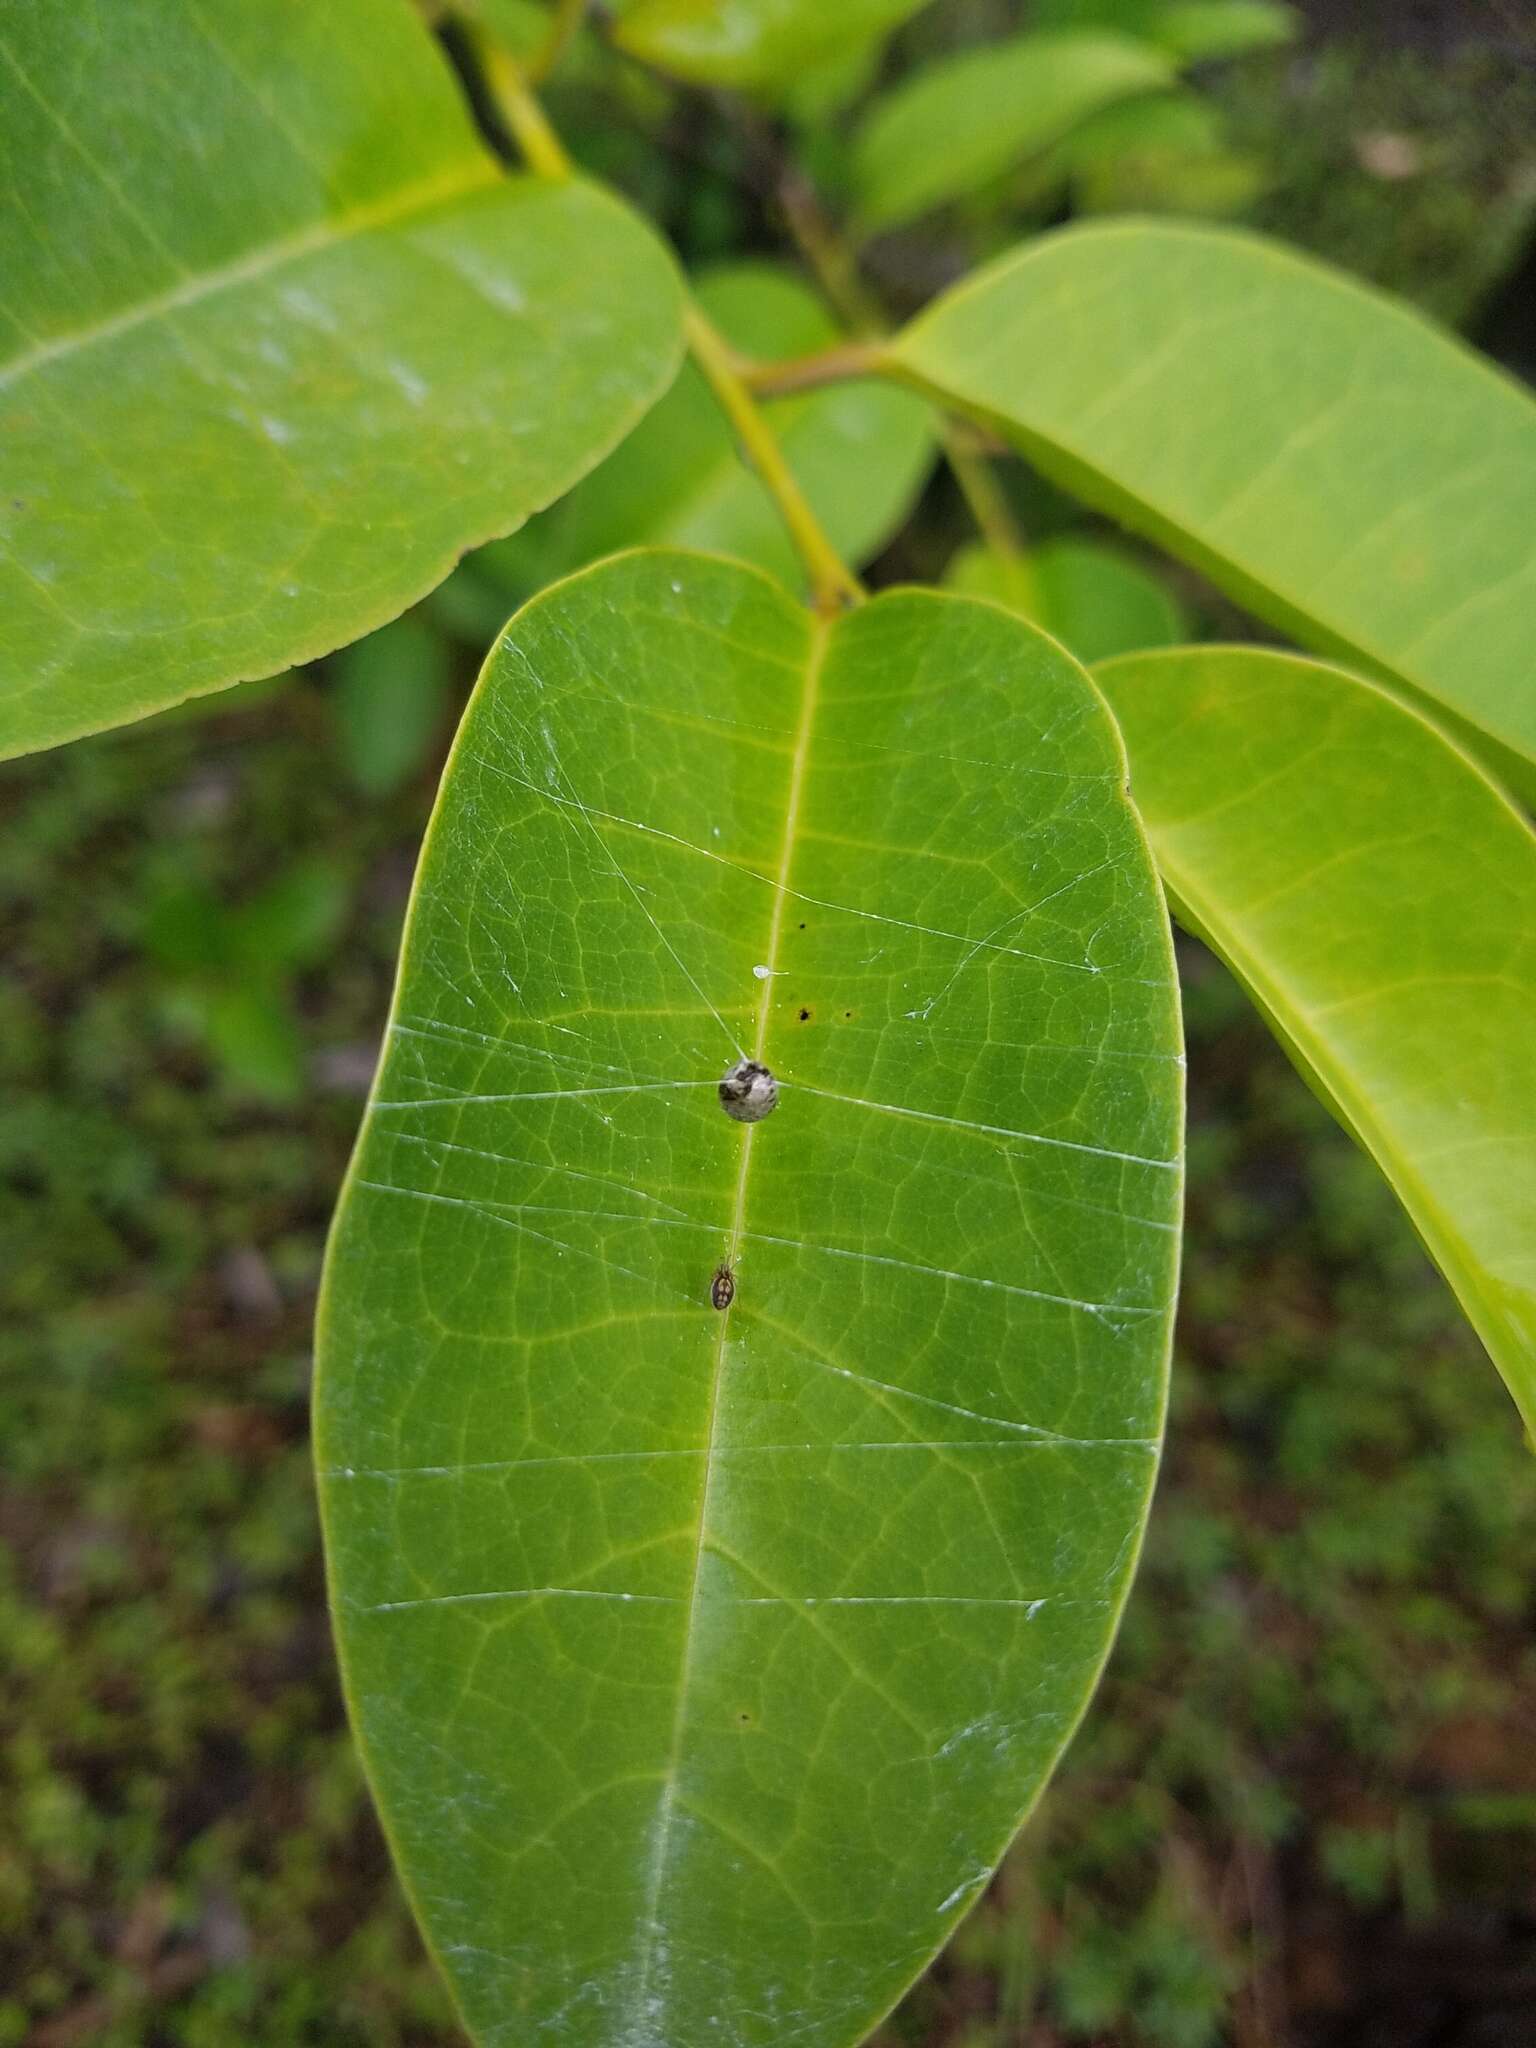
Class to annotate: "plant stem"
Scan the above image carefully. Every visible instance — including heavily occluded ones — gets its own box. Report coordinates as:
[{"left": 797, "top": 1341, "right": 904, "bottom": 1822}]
[
  {"left": 741, "top": 340, "right": 885, "bottom": 398},
  {"left": 943, "top": 420, "right": 1028, "bottom": 560},
  {"left": 776, "top": 169, "right": 886, "bottom": 335},
  {"left": 470, "top": 34, "right": 862, "bottom": 615},
  {"left": 474, "top": 30, "right": 573, "bottom": 178},
  {"left": 772, "top": 160, "right": 1027, "bottom": 562},
  {"left": 524, "top": 0, "right": 588, "bottom": 85},
  {"left": 683, "top": 306, "right": 865, "bottom": 615}
]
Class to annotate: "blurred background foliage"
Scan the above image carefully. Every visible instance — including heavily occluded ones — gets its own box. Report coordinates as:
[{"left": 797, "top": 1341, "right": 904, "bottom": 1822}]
[{"left": 3, "top": 0, "right": 1535, "bottom": 2042}]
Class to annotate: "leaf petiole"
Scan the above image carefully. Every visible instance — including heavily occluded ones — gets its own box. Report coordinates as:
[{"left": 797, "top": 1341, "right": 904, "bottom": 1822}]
[
  {"left": 683, "top": 306, "right": 866, "bottom": 615},
  {"left": 473, "top": 28, "right": 573, "bottom": 178}
]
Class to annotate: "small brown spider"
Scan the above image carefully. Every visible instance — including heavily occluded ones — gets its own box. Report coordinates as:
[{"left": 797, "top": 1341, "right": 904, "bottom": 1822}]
[{"left": 709, "top": 1261, "right": 736, "bottom": 1311}]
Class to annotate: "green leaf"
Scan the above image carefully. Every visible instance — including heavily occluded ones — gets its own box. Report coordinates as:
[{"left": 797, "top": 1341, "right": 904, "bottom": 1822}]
[
  {"left": 474, "top": 263, "right": 934, "bottom": 599},
  {"left": 141, "top": 884, "right": 235, "bottom": 977},
  {"left": 1030, "top": 0, "right": 1295, "bottom": 48},
  {"left": 777, "top": 39, "right": 885, "bottom": 127},
  {"left": 332, "top": 616, "right": 453, "bottom": 797},
  {"left": 888, "top": 221, "right": 1536, "bottom": 779},
  {"left": 1057, "top": 85, "right": 1225, "bottom": 166},
  {"left": 316, "top": 550, "right": 1184, "bottom": 2048},
  {"left": 850, "top": 29, "right": 1177, "bottom": 232},
  {"left": 1147, "top": 1, "right": 1299, "bottom": 62},
  {"left": 1051, "top": 92, "right": 1265, "bottom": 217},
  {"left": 450, "top": 0, "right": 611, "bottom": 85},
  {"left": 228, "top": 859, "right": 352, "bottom": 976},
  {"left": 0, "top": 0, "right": 683, "bottom": 760},
  {"left": 1096, "top": 644, "right": 1536, "bottom": 1433},
  {"left": 947, "top": 537, "right": 1188, "bottom": 664},
  {"left": 200, "top": 983, "right": 307, "bottom": 1103},
  {"left": 611, "top": 0, "right": 933, "bottom": 87}
]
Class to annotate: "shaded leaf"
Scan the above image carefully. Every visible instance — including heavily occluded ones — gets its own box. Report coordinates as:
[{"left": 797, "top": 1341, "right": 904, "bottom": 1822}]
[
  {"left": 888, "top": 220, "right": 1536, "bottom": 780},
  {"left": 1031, "top": 0, "right": 1294, "bottom": 48},
  {"left": 141, "top": 885, "right": 233, "bottom": 978},
  {"left": 777, "top": 39, "right": 885, "bottom": 127},
  {"left": 332, "top": 617, "right": 453, "bottom": 797},
  {"left": 0, "top": 0, "right": 682, "bottom": 758},
  {"left": 1053, "top": 91, "right": 1265, "bottom": 216},
  {"left": 228, "top": 859, "right": 352, "bottom": 975},
  {"left": 851, "top": 29, "right": 1176, "bottom": 232},
  {"left": 200, "top": 984, "right": 306, "bottom": 1103},
  {"left": 317, "top": 550, "right": 1184, "bottom": 2048},
  {"left": 947, "top": 537, "right": 1187, "bottom": 664},
  {"left": 1098, "top": 644, "right": 1536, "bottom": 1432},
  {"left": 475, "top": 263, "right": 934, "bottom": 599}
]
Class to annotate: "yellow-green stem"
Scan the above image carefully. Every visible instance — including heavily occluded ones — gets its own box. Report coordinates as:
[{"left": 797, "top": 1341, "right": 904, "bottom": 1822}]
[
  {"left": 683, "top": 306, "right": 864, "bottom": 616},
  {"left": 944, "top": 421, "right": 1028, "bottom": 560},
  {"left": 475, "top": 35, "right": 863, "bottom": 616},
  {"left": 742, "top": 340, "right": 884, "bottom": 398},
  {"left": 475, "top": 30, "right": 572, "bottom": 178},
  {"left": 773, "top": 166, "right": 1027, "bottom": 563}
]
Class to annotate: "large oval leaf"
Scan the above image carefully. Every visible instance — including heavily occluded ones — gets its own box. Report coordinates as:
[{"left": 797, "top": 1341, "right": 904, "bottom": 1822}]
[
  {"left": 0, "top": 0, "right": 682, "bottom": 759},
  {"left": 316, "top": 551, "right": 1184, "bottom": 2046},
  {"left": 1097, "top": 645, "right": 1536, "bottom": 1433},
  {"left": 474, "top": 263, "right": 934, "bottom": 600},
  {"left": 887, "top": 221, "right": 1536, "bottom": 778},
  {"left": 850, "top": 29, "right": 1176, "bottom": 233}
]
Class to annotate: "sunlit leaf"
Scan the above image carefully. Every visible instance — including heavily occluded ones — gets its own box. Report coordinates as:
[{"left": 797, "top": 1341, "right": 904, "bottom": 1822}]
[
  {"left": 1098, "top": 644, "right": 1536, "bottom": 1432},
  {"left": 612, "top": 0, "right": 933, "bottom": 86},
  {"left": 475, "top": 263, "right": 934, "bottom": 600},
  {"left": 317, "top": 550, "right": 1184, "bottom": 2048},
  {"left": 0, "top": 0, "right": 682, "bottom": 758},
  {"left": 888, "top": 220, "right": 1536, "bottom": 780},
  {"left": 1148, "top": 1, "right": 1299, "bottom": 62},
  {"left": 851, "top": 29, "right": 1176, "bottom": 232}
]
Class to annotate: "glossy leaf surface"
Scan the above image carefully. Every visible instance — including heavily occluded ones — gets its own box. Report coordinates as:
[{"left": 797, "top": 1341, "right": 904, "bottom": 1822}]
[
  {"left": 889, "top": 221, "right": 1536, "bottom": 775},
  {"left": 1098, "top": 645, "right": 1536, "bottom": 1432},
  {"left": 0, "top": 0, "right": 682, "bottom": 758},
  {"left": 475, "top": 264, "right": 934, "bottom": 602},
  {"left": 612, "top": 0, "right": 932, "bottom": 86},
  {"left": 851, "top": 30, "right": 1175, "bottom": 232},
  {"left": 947, "top": 538, "right": 1187, "bottom": 665},
  {"left": 317, "top": 552, "right": 1184, "bottom": 2047}
]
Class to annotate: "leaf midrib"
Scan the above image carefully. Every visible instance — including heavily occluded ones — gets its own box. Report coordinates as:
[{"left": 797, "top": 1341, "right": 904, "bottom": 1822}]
[
  {"left": 629, "top": 609, "right": 830, "bottom": 2020},
  {"left": 0, "top": 156, "right": 502, "bottom": 393}
]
